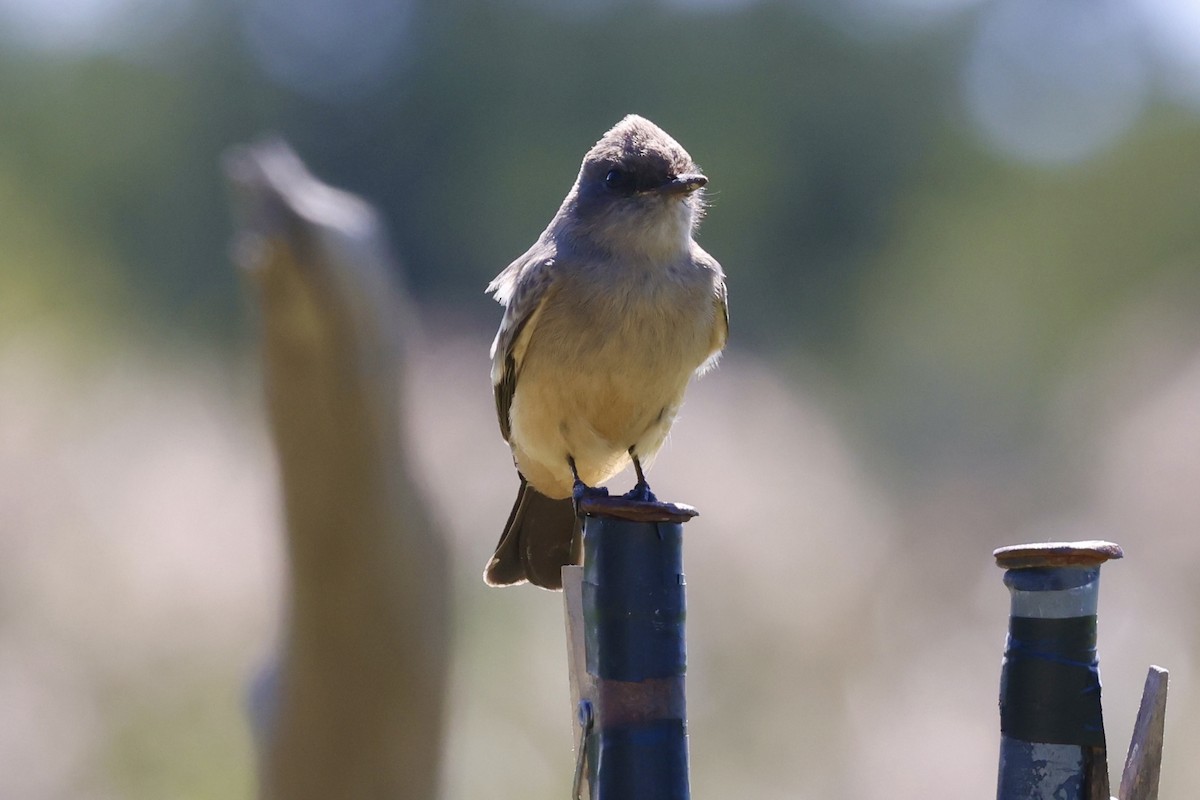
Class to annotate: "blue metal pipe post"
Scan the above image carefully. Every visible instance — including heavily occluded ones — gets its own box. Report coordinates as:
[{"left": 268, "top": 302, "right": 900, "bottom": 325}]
[
  {"left": 581, "top": 511, "right": 691, "bottom": 800},
  {"left": 994, "top": 541, "right": 1123, "bottom": 800}
]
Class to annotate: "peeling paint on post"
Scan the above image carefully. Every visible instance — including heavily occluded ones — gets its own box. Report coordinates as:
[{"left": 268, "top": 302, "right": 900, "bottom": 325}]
[{"left": 993, "top": 541, "right": 1122, "bottom": 800}]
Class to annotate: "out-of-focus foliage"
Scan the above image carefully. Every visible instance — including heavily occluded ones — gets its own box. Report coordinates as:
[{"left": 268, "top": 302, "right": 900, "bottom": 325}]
[
  {"left": 5, "top": 0, "right": 1200, "bottom": 798},
  {"left": 3, "top": 1, "right": 957, "bottom": 351},
  {"left": 6, "top": 0, "right": 1200, "bottom": 423}
]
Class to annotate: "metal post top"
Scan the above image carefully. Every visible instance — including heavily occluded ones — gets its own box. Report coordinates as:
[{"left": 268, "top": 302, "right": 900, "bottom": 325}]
[{"left": 993, "top": 540, "right": 1123, "bottom": 570}]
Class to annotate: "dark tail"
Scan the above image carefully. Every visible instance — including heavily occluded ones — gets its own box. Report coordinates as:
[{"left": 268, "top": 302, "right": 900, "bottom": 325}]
[{"left": 484, "top": 476, "right": 580, "bottom": 590}]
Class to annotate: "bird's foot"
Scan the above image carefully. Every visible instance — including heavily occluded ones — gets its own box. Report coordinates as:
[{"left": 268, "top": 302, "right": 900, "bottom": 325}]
[
  {"left": 572, "top": 479, "right": 609, "bottom": 516},
  {"left": 568, "top": 456, "right": 695, "bottom": 523},
  {"left": 623, "top": 480, "right": 658, "bottom": 504}
]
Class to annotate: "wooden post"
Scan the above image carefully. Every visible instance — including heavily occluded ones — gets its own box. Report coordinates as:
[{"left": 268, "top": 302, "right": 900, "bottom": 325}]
[
  {"left": 564, "top": 564, "right": 596, "bottom": 799},
  {"left": 993, "top": 541, "right": 1122, "bottom": 800},
  {"left": 1118, "top": 665, "right": 1168, "bottom": 800},
  {"left": 226, "top": 140, "right": 449, "bottom": 800},
  {"left": 564, "top": 496, "right": 696, "bottom": 799}
]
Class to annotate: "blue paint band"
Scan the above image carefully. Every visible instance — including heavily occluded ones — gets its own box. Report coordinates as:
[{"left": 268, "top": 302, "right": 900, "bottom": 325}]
[
  {"left": 592, "top": 719, "right": 689, "bottom": 800},
  {"left": 1005, "top": 566, "right": 1098, "bottom": 593},
  {"left": 999, "top": 615, "right": 1104, "bottom": 746},
  {"left": 583, "top": 518, "right": 687, "bottom": 682}
]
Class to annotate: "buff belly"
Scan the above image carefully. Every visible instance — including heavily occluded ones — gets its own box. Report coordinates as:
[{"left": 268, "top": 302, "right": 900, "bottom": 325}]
[{"left": 508, "top": 353, "right": 693, "bottom": 500}]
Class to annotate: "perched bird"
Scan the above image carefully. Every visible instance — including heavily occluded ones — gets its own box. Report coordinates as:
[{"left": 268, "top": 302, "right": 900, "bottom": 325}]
[{"left": 484, "top": 114, "right": 728, "bottom": 590}]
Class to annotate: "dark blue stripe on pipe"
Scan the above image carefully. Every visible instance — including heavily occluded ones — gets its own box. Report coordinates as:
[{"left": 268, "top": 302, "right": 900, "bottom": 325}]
[
  {"left": 1000, "top": 616, "right": 1104, "bottom": 745},
  {"left": 583, "top": 518, "right": 686, "bottom": 682},
  {"left": 594, "top": 719, "right": 688, "bottom": 800}
]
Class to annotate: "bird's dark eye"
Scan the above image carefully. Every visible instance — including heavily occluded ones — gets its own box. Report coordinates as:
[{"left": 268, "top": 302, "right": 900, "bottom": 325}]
[{"left": 604, "top": 168, "right": 634, "bottom": 193}]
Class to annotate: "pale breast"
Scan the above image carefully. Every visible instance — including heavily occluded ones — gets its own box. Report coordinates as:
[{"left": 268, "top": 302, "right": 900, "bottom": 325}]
[{"left": 508, "top": 256, "right": 719, "bottom": 495}]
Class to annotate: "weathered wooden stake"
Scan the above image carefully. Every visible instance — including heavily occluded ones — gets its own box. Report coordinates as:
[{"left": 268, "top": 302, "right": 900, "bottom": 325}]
[
  {"left": 993, "top": 541, "right": 1122, "bottom": 800},
  {"left": 564, "top": 564, "right": 595, "bottom": 799},
  {"left": 1118, "top": 665, "right": 1168, "bottom": 800}
]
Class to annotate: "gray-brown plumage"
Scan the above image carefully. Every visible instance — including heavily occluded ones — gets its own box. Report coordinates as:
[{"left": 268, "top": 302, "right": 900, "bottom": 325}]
[{"left": 484, "top": 114, "right": 728, "bottom": 590}]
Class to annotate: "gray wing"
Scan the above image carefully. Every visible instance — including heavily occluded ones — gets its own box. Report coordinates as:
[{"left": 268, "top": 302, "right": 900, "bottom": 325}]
[
  {"left": 488, "top": 249, "right": 557, "bottom": 443},
  {"left": 694, "top": 246, "right": 729, "bottom": 373},
  {"left": 714, "top": 274, "right": 729, "bottom": 351}
]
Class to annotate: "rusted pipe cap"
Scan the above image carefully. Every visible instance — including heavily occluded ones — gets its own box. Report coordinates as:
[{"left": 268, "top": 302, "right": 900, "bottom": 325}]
[
  {"left": 993, "top": 540, "right": 1124, "bottom": 570},
  {"left": 577, "top": 494, "right": 698, "bottom": 524}
]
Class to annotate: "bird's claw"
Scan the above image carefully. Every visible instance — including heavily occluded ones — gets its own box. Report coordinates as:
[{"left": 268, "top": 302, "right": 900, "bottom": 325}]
[
  {"left": 572, "top": 480, "right": 609, "bottom": 515},
  {"left": 623, "top": 480, "right": 658, "bottom": 504},
  {"left": 573, "top": 480, "right": 609, "bottom": 500}
]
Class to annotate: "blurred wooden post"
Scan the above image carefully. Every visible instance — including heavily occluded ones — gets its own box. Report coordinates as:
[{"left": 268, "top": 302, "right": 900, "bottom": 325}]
[
  {"left": 225, "top": 140, "right": 449, "bottom": 800},
  {"left": 564, "top": 497, "right": 697, "bottom": 800},
  {"left": 993, "top": 541, "right": 1123, "bottom": 800}
]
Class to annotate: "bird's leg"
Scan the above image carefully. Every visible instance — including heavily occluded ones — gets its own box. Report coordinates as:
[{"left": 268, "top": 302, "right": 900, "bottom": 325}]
[
  {"left": 569, "top": 455, "right": 586, "bottom": 499},
  {"left": 624, "top": 448, "right": 657, "bottom": 503},
  {"left": 570, "top": 449, "right": 697, "bottom": 524},
  {"left": 569, "top": 455, "right": 608, "bottom": 514}
]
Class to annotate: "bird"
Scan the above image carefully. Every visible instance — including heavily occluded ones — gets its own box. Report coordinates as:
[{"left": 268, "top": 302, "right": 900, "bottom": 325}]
[{"left": 483, "top": 114, "right": 728, "bottom": 590}]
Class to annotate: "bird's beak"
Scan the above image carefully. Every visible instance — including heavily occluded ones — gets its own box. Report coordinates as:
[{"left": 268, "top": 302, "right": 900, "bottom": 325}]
[{"left": 657, "top": 173, "right": 708, "bottom": 195}]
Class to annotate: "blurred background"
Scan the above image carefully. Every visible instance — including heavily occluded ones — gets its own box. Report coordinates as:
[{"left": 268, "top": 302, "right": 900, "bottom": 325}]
[{"left": 4, "top": 0, "right": 1200, "bottom": 796}]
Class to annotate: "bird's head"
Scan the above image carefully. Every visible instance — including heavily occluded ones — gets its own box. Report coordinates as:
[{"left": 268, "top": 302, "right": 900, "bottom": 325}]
[{"left": 562, "top": 115, "right": 707, "bottom": 260}]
